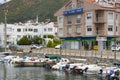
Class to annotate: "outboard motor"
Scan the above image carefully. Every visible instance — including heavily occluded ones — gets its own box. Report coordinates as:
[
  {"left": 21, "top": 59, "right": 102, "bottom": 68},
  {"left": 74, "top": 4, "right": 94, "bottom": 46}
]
[
  {"left": 84, "top": 67, "right": 88, "bottom": 72},
  {"left": 114, "top": 70, "right": 119, "bottom": 76},
  {"left": 99, "top": 69, "right": 103, "bottom": 75},
  {"left": 65, "top": 64, "right": 70, "bottom": 69},
  {"left": 64, "top": 64, "right": 70, "bottom": 74}
]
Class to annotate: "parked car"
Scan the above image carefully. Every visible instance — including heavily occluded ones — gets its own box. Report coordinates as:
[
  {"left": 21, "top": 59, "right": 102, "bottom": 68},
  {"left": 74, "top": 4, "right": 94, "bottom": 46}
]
[
  {"left": 55, "top": 45, "right": 61, "bottom": 49},
  {"left": 30, "top": 44, "right": 43, "bottom": 49},
  {"left": 111, "top": 45, "right": 120, "bottom": 51}
]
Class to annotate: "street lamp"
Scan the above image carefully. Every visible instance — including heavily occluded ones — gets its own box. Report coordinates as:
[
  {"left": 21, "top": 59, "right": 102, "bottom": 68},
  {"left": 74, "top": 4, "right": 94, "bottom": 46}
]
[
  {"left": 114, "top": 37, "right": 117, "bottom": 60},
  {"left": 60, "top": 44, "right": 62, "bottom": 56}
]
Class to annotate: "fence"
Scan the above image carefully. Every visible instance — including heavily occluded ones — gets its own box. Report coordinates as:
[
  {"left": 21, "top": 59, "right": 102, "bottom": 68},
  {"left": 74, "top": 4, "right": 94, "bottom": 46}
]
[{"left": 22, "top": 47, "right": 120, "bottom": 60}]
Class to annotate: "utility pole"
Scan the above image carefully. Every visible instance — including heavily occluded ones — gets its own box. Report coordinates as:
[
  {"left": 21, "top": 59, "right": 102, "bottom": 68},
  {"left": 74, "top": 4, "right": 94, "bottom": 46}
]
[
  {"left": 3, "top": 1, "right": 8, "bottom": 52},
  {"left": 4, "top": 9, "right": 7, "bottom": 52}
]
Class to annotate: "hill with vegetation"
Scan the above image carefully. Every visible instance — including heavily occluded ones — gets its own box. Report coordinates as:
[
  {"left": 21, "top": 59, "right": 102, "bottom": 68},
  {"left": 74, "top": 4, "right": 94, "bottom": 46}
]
[{"left": 0, "top": 0, "right": 69, "bottom": 23}]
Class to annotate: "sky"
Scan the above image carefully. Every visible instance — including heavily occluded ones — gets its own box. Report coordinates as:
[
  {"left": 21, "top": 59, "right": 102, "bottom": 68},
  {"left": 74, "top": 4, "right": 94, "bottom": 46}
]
[{"left": 0, "top": 0, "right": 11, "bottom": 4}]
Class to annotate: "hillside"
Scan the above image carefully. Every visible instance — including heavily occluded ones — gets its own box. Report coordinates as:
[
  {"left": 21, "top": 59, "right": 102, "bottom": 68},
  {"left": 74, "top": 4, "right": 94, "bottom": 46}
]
[{"left": 0, "top": 0, "right": 69, "bottom": 23}]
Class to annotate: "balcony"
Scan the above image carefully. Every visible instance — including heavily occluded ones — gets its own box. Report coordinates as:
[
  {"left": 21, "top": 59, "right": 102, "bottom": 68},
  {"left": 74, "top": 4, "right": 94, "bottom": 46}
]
[
  {"left": 97, "top": 30, "right": 106, "bottom": 36},
  {"left": 94, "top": 17, "right": 105, "bottom": 23}
]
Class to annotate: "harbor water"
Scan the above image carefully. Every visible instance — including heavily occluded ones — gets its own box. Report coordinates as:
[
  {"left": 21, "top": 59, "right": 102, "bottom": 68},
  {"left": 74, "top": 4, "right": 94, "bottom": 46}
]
[{"left": 0, "top": 63, "right": 106, "bottom": 80}]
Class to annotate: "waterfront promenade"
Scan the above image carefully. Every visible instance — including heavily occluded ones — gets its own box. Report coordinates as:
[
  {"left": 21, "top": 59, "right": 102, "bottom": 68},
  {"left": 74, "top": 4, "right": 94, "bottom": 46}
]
[{"left": 20, "top": 46, "right": 120, "bottom": 61}]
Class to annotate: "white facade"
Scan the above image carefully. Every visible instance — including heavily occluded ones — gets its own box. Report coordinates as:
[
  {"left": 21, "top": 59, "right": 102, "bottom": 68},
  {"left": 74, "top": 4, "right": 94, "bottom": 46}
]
[{"left": 0, "top": 22, "right": 57, "bottom": 45}]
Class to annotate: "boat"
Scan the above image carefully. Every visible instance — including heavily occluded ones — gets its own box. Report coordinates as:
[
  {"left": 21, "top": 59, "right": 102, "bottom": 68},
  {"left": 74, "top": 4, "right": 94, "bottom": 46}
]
[
  {"left": 2, "top": 55, "right": 16, "bottom": 63},
  {"left": 52, "top": 58, "right": 70, "bottom": 70},
  {"left": 63, "top": 63, "right": 103, "bottom": 75},
  {"left": 63, "top": 63, "right": 86, "bottom": 74},
  {"left": 83, "top": 64, "right": 102, "bottom": 75},
  {"left": 0, "top": 54, "right": 6, "bottom": 62},
  {"left": 12, "top": 56, "right": 56, "bottom": 67},
  {"left": 114, "top": 62, "right": 120, "bottom": 67}
]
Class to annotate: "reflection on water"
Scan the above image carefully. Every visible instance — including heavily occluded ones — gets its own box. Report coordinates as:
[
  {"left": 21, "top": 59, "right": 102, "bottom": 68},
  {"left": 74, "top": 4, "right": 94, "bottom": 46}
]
[{"left": 0, "top": 63, "right": 105, "bottom": 80}]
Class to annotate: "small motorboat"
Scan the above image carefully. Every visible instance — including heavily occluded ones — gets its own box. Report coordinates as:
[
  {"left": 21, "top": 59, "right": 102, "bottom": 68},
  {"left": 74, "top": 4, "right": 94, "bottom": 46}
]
[{"left": 52, "top": 58, "right": 70, "bottom": 70}]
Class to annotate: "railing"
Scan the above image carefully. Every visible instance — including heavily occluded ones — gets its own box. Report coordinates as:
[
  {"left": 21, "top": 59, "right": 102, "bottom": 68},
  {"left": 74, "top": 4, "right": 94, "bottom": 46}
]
[{"left": 21, "top": 47, "right": 120, "bottom": 60}]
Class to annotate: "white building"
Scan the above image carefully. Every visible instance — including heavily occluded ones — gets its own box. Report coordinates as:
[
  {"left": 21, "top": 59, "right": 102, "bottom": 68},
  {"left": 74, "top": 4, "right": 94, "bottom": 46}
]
[{"left": 0, "top": 22, "right": 57, "bottom": 45}]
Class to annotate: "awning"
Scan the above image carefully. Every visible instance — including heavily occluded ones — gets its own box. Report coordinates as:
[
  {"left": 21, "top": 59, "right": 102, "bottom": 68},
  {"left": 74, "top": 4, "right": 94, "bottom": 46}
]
[{"left": 81, "top": 37, "right": 96, "bottom": 41}]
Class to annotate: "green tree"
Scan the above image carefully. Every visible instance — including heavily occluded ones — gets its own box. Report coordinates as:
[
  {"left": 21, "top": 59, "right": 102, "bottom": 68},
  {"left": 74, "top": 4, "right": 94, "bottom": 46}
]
[
  {"left": 48, "top": 35, "right": 54, "bottom": 39},
  {"left": 31, "top": 35, "right": 42, "bottom": 44},
  {"left": 17, "top": 36, "right": 31, "bottom": 45},
  {"left": 53, "top": 38, "right": 61, "bottom": 47},
  {"left": 47, "top": 40, "right": 53, "bottom": 47},
  {"left": 43, "top": 35, "right": 47, "bottom": 38}
]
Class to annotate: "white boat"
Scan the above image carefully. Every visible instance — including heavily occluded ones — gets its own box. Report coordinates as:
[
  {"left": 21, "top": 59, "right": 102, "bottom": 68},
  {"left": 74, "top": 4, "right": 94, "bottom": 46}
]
[
  {"left": 63, "top": 63, "right": 86, "bottom": 74},
  {"left": 3, "top": 55, "right": 16, "bottom": 63},
  {"left": 64, "top": 63, "right": 102, "bottom": 75},
  {"left": 52, "top": 58, "right": 70, "bottom": 70},
  {"left": 83, "top": 64, "right": 102, "bottom": 75},
  {"left": 12, "top": 56, "right": 56, "bottom": 67}
]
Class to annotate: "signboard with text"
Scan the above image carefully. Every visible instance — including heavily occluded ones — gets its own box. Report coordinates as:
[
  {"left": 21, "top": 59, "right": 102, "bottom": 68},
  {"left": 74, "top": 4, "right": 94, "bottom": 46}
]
[{"left": 63, "top": 8, "right": 83, "bottom": 16}]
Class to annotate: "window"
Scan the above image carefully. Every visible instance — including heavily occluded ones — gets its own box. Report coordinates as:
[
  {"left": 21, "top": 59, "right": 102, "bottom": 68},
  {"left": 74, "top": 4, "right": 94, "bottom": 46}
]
[
  {"left": 76, "top": 15, "right": 81, "bottom": 23},
  {"left": 17, "top": 35, "right": 21, "bottom": 39},
  {"left": 67, "top": 16, "right": 72, "bottom": 24},
  {"left": 34, "top": 29, "right": 38, "bottom": 32},
  {"left": 71, "top": 3, "right": 76, "bottom": 9},
  {"left": 87, "top": 25, "right": 92, "bottom": 32},
  {"left": 76, "top": 25, "right": 81, "bottom": 35},
  {"left": 44, "top": 28, "right": 47, "bottom": 32},
  {"left": 108, "top": 13, "right": 113, "bottom": 20},
  {"left": 59, "top": 28, "right": 63, "bottom": 34},
  {"left": 108, "top": 25, "right": 113, "bottom": 31},
  {"left": 17, "top": 28, "right": 21, "bottom": 32},
  {"left": 59, "top": 17, "right": 63, "bottom": 24},
  {"left": 25, "top": 29, "right": 27, "bottom": 32},
  {"left": 7, "top": 27, "right": 12, "bottom": 32},
  {"left": 48, "top": 28, "right": 52, "bottom": 32},
  {"left": 86, "top": 13, "right": 92, "bottom": 19},
  {"left": 28, "top": 28, "right": 33, "bottom": 31},
  {"left": 67, "top": 26, "right": 72, "bottom": 35}
]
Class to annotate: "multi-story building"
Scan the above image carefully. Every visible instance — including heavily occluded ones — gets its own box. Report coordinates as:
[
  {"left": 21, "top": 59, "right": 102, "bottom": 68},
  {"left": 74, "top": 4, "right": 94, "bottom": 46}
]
[
  {"left": 0, "top": 21, "right": 57, "bottom": 45},
  {"left": 54, "top": 0, "right": 120, "bottom": 51}
]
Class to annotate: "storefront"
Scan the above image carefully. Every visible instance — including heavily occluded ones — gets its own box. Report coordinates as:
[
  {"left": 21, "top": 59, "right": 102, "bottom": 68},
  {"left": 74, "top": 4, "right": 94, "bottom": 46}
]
[{"left": 60, "top": 36, "right": 115, "bottom": 50}]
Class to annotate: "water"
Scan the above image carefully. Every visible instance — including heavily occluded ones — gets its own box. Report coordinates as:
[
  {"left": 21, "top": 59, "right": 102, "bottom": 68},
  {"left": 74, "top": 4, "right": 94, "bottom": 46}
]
[{"left": 0, "top": 63, "right": 106, "bottom": 80}]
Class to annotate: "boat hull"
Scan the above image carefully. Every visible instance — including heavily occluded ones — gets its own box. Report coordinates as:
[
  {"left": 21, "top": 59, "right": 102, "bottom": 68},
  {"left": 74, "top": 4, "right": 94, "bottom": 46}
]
[{"left": 13, "top": 61, "right": 44, "bottom": 67}]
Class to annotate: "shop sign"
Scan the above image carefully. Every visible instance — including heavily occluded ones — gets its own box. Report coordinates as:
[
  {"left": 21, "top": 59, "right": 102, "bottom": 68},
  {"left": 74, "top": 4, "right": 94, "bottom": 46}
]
[
  {"left": 96, "top": 37, "right": 107, "bottom": 41},
  {"left": 63, "top": 8, "right": 83, "bottom": 16}
]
